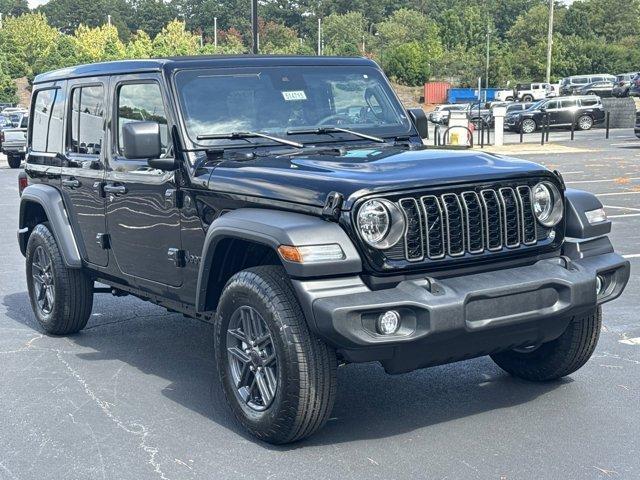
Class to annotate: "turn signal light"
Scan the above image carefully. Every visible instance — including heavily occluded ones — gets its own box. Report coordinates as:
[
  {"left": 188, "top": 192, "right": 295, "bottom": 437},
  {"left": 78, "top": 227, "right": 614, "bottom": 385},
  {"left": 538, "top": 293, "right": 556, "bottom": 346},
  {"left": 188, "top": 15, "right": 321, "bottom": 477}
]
[
  {"left": 277, "top": 244, "right": 345, "bottom": 263},
  {"left": 18, "top": 172, "right": 28, "bottom": 196}
]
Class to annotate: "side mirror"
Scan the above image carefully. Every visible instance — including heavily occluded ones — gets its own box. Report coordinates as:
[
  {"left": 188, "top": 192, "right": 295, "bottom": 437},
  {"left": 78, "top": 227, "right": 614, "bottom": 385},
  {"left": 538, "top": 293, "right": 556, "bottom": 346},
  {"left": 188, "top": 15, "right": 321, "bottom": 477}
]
[
  {"left": 122, "top": 121, "right": 162, "bottom": 160},
  {"left": 407, "top": 108, "right": 428, "bottom": 139}
]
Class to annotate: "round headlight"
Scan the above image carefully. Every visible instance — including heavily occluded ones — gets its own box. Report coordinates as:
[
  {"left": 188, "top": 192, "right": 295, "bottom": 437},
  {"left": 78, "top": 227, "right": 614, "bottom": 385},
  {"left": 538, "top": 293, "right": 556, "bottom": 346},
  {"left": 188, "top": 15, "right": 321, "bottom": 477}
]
[
  {"left": 532, "top": 182, "right": 563, "bottom": 227},
  {"left": 357, "top": 199, "right": 405, "bottom": 249}
]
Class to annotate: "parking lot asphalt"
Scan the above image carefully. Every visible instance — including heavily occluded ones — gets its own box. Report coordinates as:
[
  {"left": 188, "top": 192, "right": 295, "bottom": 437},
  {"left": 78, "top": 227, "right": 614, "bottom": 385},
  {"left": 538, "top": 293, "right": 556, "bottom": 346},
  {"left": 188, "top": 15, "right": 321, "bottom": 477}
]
[{"left": 0, "top": 130, "right": 639, "bottom": 480}]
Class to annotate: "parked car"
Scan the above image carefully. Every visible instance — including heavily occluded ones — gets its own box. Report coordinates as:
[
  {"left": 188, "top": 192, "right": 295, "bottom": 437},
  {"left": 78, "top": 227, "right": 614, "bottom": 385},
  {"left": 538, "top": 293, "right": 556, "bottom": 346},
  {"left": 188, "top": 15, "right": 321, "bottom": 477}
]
[
  {"left": 629, "top": 73, "right": 640, "bottom": 97},
  {"left": 18, "top": 56, "right": 629, "bottom": 444},
  {"left": 0, "top": 114, "right": 14, "bottom": 149},
  {"left": 428, "top": 103, "right": 469, "bottom": 125},
  {"left": 574, "top": 80, "right": 615, "bottom": 97},
  {"left": 505, "top": 95, "right": 605, "bottom": 133},
  {"left": 560, "top": 74, "right": 616, "bottom": 95},
  {"left": 495, "top": 83, "right": 553, "bottom": 102},
  {"left": 2, "top": 114, "right": 28, "bottom": 168},
  {"left": 612, "top": 72, "right": 639, "bottom": 97},
  {"left": 1, "top": 106, "right": 27, "bottom": 117},
  {"left": 635, "top": 109, "right": 640, "bottom": 138}
]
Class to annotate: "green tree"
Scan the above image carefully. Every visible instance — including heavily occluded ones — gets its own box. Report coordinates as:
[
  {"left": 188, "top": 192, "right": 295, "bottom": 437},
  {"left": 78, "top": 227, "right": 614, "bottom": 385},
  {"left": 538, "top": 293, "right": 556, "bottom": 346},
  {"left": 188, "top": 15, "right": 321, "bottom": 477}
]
[
  {"left": 38, "top": 0, "right": 133, "bottom": 39},
  {"left": 129, "top": 0, "right": 178, "bottom": 37},
  {"left": 322, "top": 11, "right": 365, "bottom": 56},
  {"left": 151, "top": 20, "right": 200, "bottom": 56},
  {"left": 74, "top": 24, "right": 127, "bottom": 63},
  {"left": 0, "top": 0, "right": 28, "bottom": 17},
  {"left": 125, "top": 30, "right": 154, "bottom": 58},
  {"left": 375, "top": 8, "right": 443, "bottom": 59},
  {"left": 382, "top": 42, "right": 431, "bottom": 85}
]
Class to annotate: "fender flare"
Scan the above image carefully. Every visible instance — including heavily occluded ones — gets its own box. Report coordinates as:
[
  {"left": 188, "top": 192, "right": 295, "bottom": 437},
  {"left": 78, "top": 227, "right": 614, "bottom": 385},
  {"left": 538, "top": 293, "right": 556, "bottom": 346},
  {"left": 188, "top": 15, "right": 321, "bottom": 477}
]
[
  {"left": 195, "top": 208, "right": 361, "bottom": 312},
  {"left": 564, "top": 188, "right": 611, "bottom": 239},
  {"left": 19, "top": 184, "right": 82, "bottom": 268}
]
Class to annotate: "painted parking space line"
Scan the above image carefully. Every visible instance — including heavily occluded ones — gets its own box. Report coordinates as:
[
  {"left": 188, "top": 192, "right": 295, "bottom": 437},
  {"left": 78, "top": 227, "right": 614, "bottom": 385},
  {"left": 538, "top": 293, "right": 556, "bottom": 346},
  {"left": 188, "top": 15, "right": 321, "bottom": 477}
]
[
  {"left": 609, "top": 213, "right": 640, "bottom": 219},
  {"left": 622, "top": 254, "right": 640, "bottom": 259},
  {"left": 604, "top": 205, "right": 640, "bottom": 212},
  {"left": 596, "top": 191, "right": 640, "bottom": 197},
  {"left": 566, "top": 177, "right": 640, "bottom": 184}
]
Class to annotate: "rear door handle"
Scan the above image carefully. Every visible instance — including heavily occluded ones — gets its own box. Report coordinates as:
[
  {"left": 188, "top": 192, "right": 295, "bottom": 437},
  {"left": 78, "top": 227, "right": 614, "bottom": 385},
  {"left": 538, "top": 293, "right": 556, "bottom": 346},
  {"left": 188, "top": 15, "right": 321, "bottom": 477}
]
[
  {"left": 103, "top": 184, "right": 127, "bottom": 195},
  {"left": 62, "top": 179, "right": 81, "bottom": 188}
]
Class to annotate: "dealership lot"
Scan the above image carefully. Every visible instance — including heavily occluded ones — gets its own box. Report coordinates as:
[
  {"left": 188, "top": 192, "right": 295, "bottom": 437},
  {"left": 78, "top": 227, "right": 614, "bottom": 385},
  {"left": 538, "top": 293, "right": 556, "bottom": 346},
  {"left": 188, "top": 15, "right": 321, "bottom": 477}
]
[{"left": 0, "top": 131, "right": 639, "bottom": 480}]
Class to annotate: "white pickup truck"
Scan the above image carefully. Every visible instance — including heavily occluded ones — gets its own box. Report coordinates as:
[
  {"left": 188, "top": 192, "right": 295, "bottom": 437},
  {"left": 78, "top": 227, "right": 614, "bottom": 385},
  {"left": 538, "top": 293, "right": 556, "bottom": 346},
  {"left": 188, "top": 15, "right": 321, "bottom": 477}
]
[
  {"left": 495, "top": 83, "right": 557, "bottom": 102},
  {"left": 2, "top": 114, "right": 28, "bottom": 168}
]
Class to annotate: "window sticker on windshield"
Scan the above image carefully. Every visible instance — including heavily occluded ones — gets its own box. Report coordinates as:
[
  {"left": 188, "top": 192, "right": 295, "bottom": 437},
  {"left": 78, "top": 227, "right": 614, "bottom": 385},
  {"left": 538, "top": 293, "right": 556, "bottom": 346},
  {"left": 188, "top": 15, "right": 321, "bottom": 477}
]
[{"left": 281, "top": 90, "right": 307, "bottom": 101}]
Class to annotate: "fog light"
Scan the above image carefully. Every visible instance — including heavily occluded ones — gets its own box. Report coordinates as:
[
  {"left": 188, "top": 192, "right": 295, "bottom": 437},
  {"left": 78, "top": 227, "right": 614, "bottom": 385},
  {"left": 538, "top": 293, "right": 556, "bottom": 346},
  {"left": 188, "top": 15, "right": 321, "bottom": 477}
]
[
  {"left": 377, "top": 310, "right": 400, "bottom": 335},
  {"left": 596, "top": 275, "right": 605, "bottom": 295},
  {"left": 548, "top": 230, "right": 556, "bottom": 241}
]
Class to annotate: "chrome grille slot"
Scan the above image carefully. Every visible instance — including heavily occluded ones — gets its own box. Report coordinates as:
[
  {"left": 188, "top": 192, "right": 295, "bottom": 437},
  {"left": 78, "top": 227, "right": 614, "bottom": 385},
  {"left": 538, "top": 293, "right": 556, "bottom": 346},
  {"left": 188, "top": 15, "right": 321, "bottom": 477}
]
[
  {"left": 461, "top": 192, "right": 484, "bottom": 253},
  {"left": 420, "top": 195, "right": 445, "bottom": 259},
  {"left": 480, "top": 189, "right": 503, "bottom": 251},
  {"left": 399, "top": 198, "right": 424, "bottom": 261},
  {"left": 499, "top": 187, "right": 521, "bottom": 248},
  {"left": 516, "top": 186, "right": 537, "bottom": 245},
  {"left": 441, "top": 194, "right": 465, "bottom": 256}
]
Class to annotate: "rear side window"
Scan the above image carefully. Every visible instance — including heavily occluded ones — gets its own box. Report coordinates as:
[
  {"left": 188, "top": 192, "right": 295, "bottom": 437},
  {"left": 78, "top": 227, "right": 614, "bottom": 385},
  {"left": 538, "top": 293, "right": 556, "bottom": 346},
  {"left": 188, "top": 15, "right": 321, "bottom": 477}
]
[
  {"left": 31, "top": 88, "right": 64, "bottom": 153},
  {"left": 69, "top": 85, "right": 105, "bottom": 155},
  {"left": 561, "top": 99, "right": 577, "bottom": 108},
  {"left": 574, "top": 78, "right": 588, "bottom": 85},
  {"left": 580, "top": 98, "right": 599, "bottom": 107}
]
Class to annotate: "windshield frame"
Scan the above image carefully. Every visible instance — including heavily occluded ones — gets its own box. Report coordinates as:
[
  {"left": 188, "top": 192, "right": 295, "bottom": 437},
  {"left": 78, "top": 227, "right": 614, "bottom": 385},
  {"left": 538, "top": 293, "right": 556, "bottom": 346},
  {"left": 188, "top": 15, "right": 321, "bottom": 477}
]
[{"left": 171, "top": 64, "right": 415, "bottom": 151}]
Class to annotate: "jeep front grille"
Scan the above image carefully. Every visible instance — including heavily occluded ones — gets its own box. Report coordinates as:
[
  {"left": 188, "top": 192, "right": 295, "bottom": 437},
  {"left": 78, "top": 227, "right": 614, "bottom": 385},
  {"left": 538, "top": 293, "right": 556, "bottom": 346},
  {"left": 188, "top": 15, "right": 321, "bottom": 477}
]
[{"left": 395, "top": 185, "right": 539, "bottom": 262}]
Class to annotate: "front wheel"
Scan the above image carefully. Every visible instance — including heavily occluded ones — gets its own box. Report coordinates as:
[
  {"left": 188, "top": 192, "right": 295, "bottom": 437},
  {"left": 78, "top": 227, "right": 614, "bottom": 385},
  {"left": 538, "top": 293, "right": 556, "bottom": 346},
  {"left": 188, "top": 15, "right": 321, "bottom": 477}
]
[
  {"left": 577, "top": 114, "right": 594, "bottom": 131},
  {"left": 491, "top": 307, "right": 601, "bottom": 381},
  {"left": 7, "top": 155, "right": 21, "bottom": 168},
  {"left": 215, "top": 265, "right": 337, "bottom": 444},
  {"left": 520, "top": 118, "right": 537, "bottom": 134}
]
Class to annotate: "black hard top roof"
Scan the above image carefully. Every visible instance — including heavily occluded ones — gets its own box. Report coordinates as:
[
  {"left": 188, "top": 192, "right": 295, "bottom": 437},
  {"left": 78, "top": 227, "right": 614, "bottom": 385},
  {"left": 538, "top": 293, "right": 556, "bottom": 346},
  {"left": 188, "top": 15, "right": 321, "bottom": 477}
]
[{"left": 33, "top": 55, "right": 378, "bottom": 84}]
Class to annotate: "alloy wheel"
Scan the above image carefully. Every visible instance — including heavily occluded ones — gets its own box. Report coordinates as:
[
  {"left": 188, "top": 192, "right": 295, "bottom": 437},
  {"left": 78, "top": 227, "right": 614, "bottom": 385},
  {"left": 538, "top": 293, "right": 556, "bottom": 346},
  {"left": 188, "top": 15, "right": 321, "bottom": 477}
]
[
  {"left": 521, "top": 119, "right": 536, "bottom": 134},
  {"left": 579, "top": 116, "right": 593, "bottom": 130},
  {"left": 226, "top": 305, "right": 278, "bottom": 412},
  {"left": 31, "top": 245, "right": 55, "bottom": 315}
]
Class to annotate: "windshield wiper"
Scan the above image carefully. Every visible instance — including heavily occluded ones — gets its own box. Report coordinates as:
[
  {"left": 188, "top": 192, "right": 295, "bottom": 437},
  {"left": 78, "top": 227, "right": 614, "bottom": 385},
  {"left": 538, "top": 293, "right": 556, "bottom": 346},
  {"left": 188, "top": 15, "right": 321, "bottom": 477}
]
[
  {"left": 196, "top": 131, "right": 303, "bottom": 149},
  {"left": 286, "top": 126, "right": 386, "bottom": 144}
]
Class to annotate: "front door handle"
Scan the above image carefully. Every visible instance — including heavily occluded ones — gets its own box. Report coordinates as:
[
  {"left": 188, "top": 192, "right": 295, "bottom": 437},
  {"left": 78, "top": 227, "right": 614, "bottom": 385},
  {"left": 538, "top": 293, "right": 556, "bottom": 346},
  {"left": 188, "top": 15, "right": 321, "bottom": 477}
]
[
  {"left": 62, "top": 179, "right": 81, "bottom": 188},
  {"left": 103, "top": 184, "right": 127, "bottom": 195}
]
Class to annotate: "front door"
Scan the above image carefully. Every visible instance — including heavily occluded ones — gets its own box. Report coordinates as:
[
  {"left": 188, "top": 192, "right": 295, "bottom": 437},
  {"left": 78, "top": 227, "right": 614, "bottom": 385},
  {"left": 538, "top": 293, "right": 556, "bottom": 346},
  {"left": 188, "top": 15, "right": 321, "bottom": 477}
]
[
  {"left": 543, "top": 100, "right": 561, "bottom": 126},
  {"left": 557, "top": 98, "right": 578, "bottom": 126},
  {"left": 105, "top": 75, "right": 182, "bottom": 287},
  {"left": 60, "top": 80, "right": 108, "bottom": 266}
]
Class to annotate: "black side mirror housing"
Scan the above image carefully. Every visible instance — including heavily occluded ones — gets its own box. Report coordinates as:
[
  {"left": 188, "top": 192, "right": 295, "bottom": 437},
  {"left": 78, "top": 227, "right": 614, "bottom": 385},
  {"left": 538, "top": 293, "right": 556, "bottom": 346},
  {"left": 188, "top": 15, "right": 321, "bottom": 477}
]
[
  {"left": 148, "top": 157, "right": 179, "bottom": 171},
  {"left": 122, "top": 121, "right": 162, "bottom": 160},
  {"left": 407, "top": 108, "right": 428, "bottom": 139}
]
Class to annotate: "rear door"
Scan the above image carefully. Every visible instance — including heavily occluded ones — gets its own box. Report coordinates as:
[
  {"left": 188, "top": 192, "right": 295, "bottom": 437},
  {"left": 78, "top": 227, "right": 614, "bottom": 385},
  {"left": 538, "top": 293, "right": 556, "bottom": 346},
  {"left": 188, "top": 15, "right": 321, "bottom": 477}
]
[
  {"left": 104, "top": 74, "right": 182, "bottom": 287},
  {"left": 557, "top": 98, "right": 578, "bottom": 125},
  {"left": 59, "top": 79, "right": 108, "bottom": 266}
]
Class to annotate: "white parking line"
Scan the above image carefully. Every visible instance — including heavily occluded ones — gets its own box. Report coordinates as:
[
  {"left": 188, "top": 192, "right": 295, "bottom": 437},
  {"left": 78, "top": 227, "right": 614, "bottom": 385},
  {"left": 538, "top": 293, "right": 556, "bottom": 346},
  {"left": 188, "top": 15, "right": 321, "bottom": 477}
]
[
  {"left": 623, "top": 254, "right": 640, "bottom": 259},
  {"left": 596, "top": 191, "right": 640, "bottom": 197},
  {"left": 604, "top": 205, "right": 640, "bottom": 212},
  {"left": 567, "top": 177, "right": 640, "bottom": 184},
  {"left": 609, "top": 213, "right": 640, "bottom": 219},
  {"left": 561, "top": 171, "right": 584, "bottom": 175}
]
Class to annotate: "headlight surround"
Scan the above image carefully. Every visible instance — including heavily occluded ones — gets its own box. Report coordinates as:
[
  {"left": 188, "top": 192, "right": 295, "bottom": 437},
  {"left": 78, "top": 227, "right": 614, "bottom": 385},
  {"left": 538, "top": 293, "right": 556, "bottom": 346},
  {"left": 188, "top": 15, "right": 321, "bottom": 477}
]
[
  {"left": 356, "top": 199, "right": 405, "bottom": 249},
  {"left": 532, "top": 182, "right": 563, "bottom": 227}
]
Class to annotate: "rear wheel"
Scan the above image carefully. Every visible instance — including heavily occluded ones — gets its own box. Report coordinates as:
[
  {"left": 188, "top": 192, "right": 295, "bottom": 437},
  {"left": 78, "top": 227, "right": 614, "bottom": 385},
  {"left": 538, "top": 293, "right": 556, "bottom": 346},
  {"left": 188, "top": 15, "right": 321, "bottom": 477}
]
[
  {"left": 214, "top": 265, "right": 337, "bottom": 444},
  {"left": 26, "top": 223, "right": 94, "bottom": 335},
  {"left": 522, "top": 94, "right": 534, "bottom": 102},
  {"left": 491, "top": 307, "right": 601, "bottom": 381},
  {"left": 7, "top": 155, "right": 21, "bottom": 168},
  {"left": 577, "top": 114, "right": 594, "bottom": 131},
  {"left": 521, "top": 118, "right": 537, "bottom": 134}
]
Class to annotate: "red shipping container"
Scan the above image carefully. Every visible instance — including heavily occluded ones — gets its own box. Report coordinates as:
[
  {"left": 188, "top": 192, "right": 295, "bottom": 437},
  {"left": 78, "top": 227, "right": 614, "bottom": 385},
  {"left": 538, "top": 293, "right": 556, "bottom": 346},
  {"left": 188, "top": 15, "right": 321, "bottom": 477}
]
[{"left": 424, "top": 81, "right": 451, "bottom": 105}]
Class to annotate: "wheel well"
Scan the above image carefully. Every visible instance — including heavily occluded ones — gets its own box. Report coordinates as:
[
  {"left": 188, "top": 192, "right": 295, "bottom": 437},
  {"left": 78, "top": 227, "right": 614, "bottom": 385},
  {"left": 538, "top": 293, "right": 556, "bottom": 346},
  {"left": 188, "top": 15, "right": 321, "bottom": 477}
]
[
  {"left": 204, "top": 238, "right": 282, "bottom": 311},
  {"left": 19, "top": 201, "right": 48, "bottom": 255}
]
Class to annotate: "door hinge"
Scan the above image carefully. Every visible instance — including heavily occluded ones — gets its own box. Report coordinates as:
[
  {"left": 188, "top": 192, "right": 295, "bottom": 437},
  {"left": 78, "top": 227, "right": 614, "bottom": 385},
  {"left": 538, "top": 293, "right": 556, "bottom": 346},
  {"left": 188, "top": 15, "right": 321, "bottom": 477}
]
[
  {"left": 322, "top": 191, "right": 343, "bottom": 221},
  {"left": 165, "top": 189, "right": 184, "bottom": 209},
  {"left": 96, "top": 233, "right": 111, "bottom": 250},
  {"left": 168, "top": 248, "right": 186, "bottom": 268}
]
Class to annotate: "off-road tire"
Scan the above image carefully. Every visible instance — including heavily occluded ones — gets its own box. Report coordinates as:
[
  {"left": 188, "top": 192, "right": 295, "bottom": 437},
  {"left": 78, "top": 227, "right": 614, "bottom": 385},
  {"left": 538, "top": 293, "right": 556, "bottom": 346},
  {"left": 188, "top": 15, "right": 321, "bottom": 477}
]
[
  {"left": 577, "top": 114, "right": 594, "bottom": 131},
  {"left": 26, "top": 223, "right": 93, "bottom": 335},
  {"left": 7, "top": 155, "right": 21, "bottom": 168},
  {"left": 491, "top": 307, "right": 602, "bottom": 381},
  {"left": 522, "top": 94, "right": 534, "bottom": 102},
  {"left": 214, "top": 265, "right": 337, "bottom": 444}
]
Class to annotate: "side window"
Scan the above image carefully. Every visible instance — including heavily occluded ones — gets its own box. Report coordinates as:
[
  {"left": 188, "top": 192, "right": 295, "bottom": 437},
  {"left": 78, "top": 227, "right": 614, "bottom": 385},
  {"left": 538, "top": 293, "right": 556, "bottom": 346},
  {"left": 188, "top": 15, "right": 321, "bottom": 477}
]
[
  {"left": 117, "top": 83, "right": 169, "bottom": 158},
  {"left": 580, "top": 98, "right": 598, "bottom": 107},
  {"left": 545, "top": 101, "right": 558, "bottom": 110},
  {"left": 31, "top": 88, "right": 64, "bottom": 154},
  {"left": 561, "top": 99, "right": 577, "bottom": 108},
  {"left": 68, "top": 85, "right": 105, "bottom": 155}
]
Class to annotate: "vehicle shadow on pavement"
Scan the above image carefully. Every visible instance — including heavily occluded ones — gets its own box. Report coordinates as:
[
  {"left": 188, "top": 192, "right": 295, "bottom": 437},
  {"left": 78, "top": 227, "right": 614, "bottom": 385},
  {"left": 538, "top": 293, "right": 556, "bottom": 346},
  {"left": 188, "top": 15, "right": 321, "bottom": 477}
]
[{"left": 3, "top": 291, "right": 568, "bottom": 449}]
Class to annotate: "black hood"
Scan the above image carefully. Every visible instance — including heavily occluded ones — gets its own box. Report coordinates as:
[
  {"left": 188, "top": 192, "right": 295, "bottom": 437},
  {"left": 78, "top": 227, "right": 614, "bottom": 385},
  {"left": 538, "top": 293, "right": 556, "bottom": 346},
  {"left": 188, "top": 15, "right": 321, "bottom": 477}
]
[{"left": 205, "top": 146, "right": 550, "bottom": 209}]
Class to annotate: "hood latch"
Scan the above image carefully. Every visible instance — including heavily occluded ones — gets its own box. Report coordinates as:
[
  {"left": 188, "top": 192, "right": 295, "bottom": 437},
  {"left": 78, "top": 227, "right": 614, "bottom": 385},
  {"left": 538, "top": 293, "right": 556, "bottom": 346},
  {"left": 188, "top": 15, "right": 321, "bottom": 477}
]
[{"left": 322, "top": 191, "right": 343, "bottom": 221}]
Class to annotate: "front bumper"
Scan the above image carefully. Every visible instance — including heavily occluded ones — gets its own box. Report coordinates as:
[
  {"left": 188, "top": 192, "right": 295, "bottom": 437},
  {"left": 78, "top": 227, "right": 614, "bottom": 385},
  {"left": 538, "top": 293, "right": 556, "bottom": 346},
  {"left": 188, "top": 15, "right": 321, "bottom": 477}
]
[{"left": 293, "top": 248, "right": 629, "bottom": 374}]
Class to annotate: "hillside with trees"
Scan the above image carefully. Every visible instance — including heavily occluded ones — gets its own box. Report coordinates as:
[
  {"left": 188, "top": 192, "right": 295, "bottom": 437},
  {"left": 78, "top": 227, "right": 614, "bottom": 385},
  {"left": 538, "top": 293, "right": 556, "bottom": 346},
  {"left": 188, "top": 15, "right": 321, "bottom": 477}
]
[{"left": 0, "top": 0, "right": 639, "bottom": 104}]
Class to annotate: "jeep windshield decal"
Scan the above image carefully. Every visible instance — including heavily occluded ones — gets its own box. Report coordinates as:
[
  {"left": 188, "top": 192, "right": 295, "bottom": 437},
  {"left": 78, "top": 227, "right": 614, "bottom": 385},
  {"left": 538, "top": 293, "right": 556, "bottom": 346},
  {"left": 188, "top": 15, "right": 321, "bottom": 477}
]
[{"left": 174, "top": 65, "right": 412, "bottom": 147}]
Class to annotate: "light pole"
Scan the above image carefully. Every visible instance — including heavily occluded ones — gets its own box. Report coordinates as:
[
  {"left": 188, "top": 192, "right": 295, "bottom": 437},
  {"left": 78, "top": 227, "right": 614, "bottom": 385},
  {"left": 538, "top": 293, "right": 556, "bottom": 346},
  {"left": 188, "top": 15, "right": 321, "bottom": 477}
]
[
  {"left": 214, "top": 16, "right": 218, "bottom": 48},
  {"left": 317, "top": 18, "right": 322, "bottom": 55},
  {"left": 251, "top": 0, "right": 258, "bottom": 54},
  {"left": 485, "top": 20, "right": 490, "bottom": 89},
  {"left": 546, "top": 0, "right": 554, "bottom": 83}
]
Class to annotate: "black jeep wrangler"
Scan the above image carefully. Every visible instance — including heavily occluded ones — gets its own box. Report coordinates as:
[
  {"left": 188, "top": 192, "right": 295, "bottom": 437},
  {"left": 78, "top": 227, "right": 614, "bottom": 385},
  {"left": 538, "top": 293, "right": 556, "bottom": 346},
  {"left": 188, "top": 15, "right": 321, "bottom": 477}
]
[{"left": 18, "top": 56, "right": 629, "bottom": 444}]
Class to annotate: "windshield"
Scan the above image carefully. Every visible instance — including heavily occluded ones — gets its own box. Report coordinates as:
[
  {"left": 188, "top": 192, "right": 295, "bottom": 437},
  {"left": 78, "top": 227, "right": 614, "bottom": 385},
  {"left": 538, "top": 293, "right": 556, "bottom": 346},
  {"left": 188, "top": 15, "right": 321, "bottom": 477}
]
[
  {"left": 527, "top": 100, "right": 546, "bottom": 111},
  {"left": 174, "top": 66, "right": 411, "bottom": 146}
]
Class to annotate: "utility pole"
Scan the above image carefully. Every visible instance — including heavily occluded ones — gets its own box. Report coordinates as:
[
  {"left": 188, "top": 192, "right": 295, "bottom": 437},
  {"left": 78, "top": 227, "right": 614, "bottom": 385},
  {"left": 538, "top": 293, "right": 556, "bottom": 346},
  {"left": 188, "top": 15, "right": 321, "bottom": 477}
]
[
  {"left": 107, "top": 14, "right": 111, "bottom": 26},
  {"left": 317, "top": 18, "right": 322, "bottom": 55},
  {"left": 485, "top": 20, "right": 490, "bottom": 89},
  {"left": 545, "top": 0, "right": 554, "bottom": 84},
  {"left": 214, "top": 17, "right": 218, "bottom": 48},
  {"left": 251, "top": 0, "right": 258, "bottom": 54}
]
